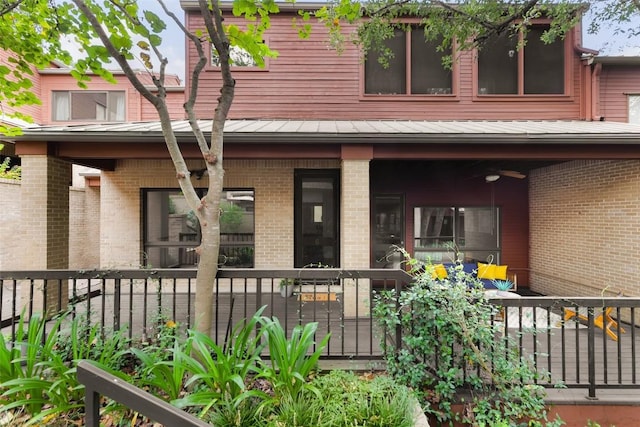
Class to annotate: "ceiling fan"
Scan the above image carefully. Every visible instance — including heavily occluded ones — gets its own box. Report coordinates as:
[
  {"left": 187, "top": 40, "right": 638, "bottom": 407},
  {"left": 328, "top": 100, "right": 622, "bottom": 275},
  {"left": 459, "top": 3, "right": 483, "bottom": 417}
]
[{"left": 484, "top": 169, "right": 526, "bottom": 182}]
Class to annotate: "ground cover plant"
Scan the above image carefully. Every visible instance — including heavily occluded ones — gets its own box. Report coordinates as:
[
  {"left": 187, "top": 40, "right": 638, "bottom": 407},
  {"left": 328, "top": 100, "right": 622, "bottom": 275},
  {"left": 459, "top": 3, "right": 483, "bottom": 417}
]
[
  {"left": 0, "top": 307, "right": 417, "bottom": 426},
  {"left": 372, "top": 251, "right": 564, "bottom": 426}
]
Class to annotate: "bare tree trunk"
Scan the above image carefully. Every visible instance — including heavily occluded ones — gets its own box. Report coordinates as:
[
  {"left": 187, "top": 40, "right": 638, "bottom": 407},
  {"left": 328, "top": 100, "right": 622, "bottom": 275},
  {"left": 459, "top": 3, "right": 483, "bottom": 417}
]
[{"left": 193, "top": 150, "right": 224, "bottom": 337}]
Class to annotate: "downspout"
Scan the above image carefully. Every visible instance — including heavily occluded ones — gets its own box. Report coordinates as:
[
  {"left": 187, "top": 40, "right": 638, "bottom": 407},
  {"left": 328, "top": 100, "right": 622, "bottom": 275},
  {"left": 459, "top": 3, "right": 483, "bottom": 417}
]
[
  {"left": 574, "top": 36, "right": 599, "bottom": 121},
  {"left": 591, "top": 62, "right": 602, "bottom": 121}
]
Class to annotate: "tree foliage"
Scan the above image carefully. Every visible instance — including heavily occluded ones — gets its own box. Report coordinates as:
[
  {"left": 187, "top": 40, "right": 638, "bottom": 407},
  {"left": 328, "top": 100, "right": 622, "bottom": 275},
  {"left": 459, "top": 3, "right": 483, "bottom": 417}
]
[
  {"left": 0, "top": 0, "right": 73, "bottom": 135},
  {"left": 317, "top": 0, "right": 586, "bottom": 64}
]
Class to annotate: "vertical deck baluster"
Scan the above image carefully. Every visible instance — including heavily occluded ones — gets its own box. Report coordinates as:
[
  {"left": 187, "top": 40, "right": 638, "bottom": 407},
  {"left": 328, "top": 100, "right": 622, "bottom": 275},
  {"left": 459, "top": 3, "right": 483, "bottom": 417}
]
[
  {"left": 142, "top": 279, "right": 148, "bottom": 342},
  {"left": 631, "top": 307, "right": 637, "bottom": 384},
  {"left": 186, "top": 277, "right": 192, "bottom": 330},
  {"left": 172, "top": 278, "right": 177, "bottom": 323},
  {"left": 575, "top": 304, "right": 581, "bottom": 383},
  {"left": 128, "top": 279, "right": 134, "bottom": 341},
  {"left": 560, "top": 307, "right": 567, "bottom": 383},
  {"left": 602, "top": 307, "right": 608, "bottom": 385},
  {"left": 100, "top": 278, "right": 106, "bottom": 336},
  {"left": 616, "top": 306, "right": 623, "bottom": 385},
  {"left": 113, "top": 278, "right": 121, "bottom": 332},
  {"left": 587, "top": 307, "right": 597, "bottom": 399}
]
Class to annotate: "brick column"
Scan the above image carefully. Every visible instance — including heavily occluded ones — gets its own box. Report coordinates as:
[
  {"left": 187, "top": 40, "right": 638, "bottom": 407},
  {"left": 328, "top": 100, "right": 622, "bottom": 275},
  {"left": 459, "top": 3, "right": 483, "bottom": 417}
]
[
  {"left": 340, "top": 146, "right": 372, "bottom": 317},
  {"left": 19, "top": 145, "right": 71, "bottom": 315}
]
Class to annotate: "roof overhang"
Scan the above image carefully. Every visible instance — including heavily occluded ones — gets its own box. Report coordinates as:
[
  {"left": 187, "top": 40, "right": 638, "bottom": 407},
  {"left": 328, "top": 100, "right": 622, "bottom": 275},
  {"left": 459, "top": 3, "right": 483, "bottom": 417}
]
[
  {"left": 10, "top": 119, "right": 640, "bottom": 145},
  {"left": 10, "top": 120, "right": 640, "bottom": 170},
  {"left": 594, "top": 56, "right": 640, "bottom": 65}
]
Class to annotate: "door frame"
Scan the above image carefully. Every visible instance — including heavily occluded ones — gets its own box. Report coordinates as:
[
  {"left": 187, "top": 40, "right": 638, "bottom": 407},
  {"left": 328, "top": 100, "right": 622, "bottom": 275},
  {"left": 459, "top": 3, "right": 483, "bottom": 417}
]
[{"left": 293, "top": 169, "right": 341, "bottom": 268}]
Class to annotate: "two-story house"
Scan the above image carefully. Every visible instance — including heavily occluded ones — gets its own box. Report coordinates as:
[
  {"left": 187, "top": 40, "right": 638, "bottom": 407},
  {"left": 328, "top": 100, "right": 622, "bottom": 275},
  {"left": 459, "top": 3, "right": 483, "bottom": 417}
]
[{"left": 7, "top": 2, "right": 640, "bottom": 298}]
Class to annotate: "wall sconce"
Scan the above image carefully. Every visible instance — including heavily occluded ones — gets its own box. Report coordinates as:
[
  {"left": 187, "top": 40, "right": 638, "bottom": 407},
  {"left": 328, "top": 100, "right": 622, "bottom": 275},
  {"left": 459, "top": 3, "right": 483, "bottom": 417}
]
[{"left": 485, "top": 174, "right": 500, "bottom": 183}]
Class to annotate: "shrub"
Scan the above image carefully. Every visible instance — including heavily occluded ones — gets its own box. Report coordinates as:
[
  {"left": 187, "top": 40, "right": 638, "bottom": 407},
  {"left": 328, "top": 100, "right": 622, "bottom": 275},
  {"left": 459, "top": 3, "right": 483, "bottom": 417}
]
[
  {"left": 373, "top": 255, "right": 563, "bottom": 426},
  {"left": 0, "top": 157, "right": 20, "bottom": 180}
]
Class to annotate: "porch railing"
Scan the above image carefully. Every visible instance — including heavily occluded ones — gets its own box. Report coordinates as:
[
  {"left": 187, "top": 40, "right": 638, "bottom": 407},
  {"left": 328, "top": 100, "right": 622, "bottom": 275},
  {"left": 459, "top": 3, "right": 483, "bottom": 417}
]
[
  {"left": 77, "top": 360, "right": 210, "bottom": 427},
  {"left": 1, "top": 269, "right": 639, "bottom": 398}
]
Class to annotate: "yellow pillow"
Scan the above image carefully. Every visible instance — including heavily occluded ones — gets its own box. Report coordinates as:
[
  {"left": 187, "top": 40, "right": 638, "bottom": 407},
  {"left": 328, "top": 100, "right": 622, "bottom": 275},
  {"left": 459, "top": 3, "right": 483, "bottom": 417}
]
[
  {"left": 477, "top": 262, "right": 496, "bottom": 280},
  {"left": 494, "top": 265, "right": 508, "bottom": 280},
  {"left": 431, "top": 264, "right": 448, "bottom": 280}
]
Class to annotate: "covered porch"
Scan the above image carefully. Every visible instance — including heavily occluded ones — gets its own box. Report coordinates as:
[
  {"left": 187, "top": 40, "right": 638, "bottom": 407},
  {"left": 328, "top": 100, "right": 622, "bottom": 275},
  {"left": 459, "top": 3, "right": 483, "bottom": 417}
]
[{"left": 8, "top": 119, "right": 640, "bottom": 297}]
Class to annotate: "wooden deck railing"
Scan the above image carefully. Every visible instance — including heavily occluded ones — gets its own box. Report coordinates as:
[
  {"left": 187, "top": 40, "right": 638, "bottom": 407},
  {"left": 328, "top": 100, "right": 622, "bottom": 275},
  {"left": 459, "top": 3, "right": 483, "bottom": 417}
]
[{"left": 1, "top": 268, "right": 639, "bottom": 398}]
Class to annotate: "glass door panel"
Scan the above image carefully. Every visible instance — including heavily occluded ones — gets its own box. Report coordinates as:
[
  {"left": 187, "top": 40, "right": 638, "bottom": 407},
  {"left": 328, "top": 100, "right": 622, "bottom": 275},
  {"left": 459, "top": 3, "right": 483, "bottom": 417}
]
[
  {"left": 294, "top": 170, "right": 340, "bottom": 267},
  {"left": 372, "top": 194, "right": 404, "bottom": 268}
]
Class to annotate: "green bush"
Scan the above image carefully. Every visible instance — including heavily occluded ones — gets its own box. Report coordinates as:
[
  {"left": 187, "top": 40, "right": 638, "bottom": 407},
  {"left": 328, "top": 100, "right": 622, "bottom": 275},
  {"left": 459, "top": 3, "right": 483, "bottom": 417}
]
[
  {"left": 0, "top": 306, "right": 416, "bottom": 426},
  {"left": 0, "top": 312, "right": 129, "bottom": 425},
  {"left": 373, "top": 255, "right": 563, "bottom": 426},
  {"left": 0, "top": 157, "right": 20, "bottom": 180}
]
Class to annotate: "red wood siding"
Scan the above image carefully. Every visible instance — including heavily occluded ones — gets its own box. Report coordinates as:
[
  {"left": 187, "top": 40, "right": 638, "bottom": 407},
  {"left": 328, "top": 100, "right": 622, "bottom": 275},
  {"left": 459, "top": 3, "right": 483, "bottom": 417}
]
[
  {"left": 0, "top": 50, "right": 43, "bottom": 123},
  {"left": 598, "top": 65, "right": 640, "bottom": 122},
  {"left": 186, "top": 10, "right": 586, "bottom": 121}
]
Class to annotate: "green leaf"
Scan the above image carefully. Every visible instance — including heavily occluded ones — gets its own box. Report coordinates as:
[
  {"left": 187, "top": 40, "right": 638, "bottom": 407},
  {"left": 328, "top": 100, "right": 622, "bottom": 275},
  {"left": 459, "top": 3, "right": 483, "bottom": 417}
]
[{"left": 144, "top": 10, "right": 166, "bottom": 33}]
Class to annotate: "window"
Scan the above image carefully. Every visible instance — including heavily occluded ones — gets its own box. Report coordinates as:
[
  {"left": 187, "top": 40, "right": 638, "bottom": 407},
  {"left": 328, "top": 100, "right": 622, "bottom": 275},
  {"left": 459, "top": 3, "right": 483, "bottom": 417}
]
[
  {"left": 52, "top": 91, "right": 125, "bottom": 121},
  {"left": 211, "top": 45, "right": 258, "bottom": 67},
  {"left": 364, "top": 27, "right": 452, "bottom": 95},
  {"left": 143, "top": 189, "right": 255, "bottom": 268},
  {"left": 628, "top": 95, "right": 640, "bottom": 123},
  {"left": 477, "top": 24, "right": 564, "bottom": 95},
  {"left": 413, "top": 206, "right": 500, "bottom": 263}
]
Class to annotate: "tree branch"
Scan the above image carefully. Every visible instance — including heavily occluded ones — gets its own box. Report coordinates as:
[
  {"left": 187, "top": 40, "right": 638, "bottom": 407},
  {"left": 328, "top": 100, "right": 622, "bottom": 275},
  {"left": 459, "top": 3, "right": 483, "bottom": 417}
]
[{"left": 71, "top": 0, "right": 159, "bottom": 108}]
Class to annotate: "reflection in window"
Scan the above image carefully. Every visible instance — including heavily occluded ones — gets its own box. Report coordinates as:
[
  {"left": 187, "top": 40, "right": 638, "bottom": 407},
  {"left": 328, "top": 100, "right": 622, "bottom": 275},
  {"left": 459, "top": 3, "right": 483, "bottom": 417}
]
[
  {"left": 365, "top": 26, "right": 452, "bottom": 95},
  {"left": 52, "top": 91, "right": 125, "bottom": 121},
  {"left": 143, "top": 189, "right": 255, "bottom": 268},
  {"left": 629, "top": 95, "right": 640, "bottom": 124},
  {"left": 211, "top": 45, "right": 258, "bottom": 67},
  {"left": 477, "top": 24, "right": 564, "bottom": 95},
  {"left": 413, "top": 206, "right": 500, "bottom": 263}
]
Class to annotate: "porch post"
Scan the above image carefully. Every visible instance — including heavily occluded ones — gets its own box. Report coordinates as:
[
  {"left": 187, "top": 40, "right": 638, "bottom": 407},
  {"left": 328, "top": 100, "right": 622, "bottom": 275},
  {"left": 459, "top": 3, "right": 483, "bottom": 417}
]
[
  {"left": 17, "top": 142, "right": 71, "bottom": 315},
  {"left": 340, "top": 145, "right": 372, "bottom": 317}
]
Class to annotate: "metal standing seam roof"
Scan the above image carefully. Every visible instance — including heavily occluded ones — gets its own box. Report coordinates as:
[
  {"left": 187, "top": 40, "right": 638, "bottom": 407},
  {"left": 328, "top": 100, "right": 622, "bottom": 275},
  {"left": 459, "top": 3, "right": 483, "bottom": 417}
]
[{"left": 10, "top": 120, "right": 640, "bottom": 144}]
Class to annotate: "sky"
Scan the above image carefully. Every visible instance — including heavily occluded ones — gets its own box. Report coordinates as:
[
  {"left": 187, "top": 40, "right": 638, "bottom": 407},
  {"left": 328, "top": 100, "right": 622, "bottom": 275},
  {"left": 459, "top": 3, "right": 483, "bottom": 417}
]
[{"left": 126, "top": 0, "right": 640, "bottom": 83}]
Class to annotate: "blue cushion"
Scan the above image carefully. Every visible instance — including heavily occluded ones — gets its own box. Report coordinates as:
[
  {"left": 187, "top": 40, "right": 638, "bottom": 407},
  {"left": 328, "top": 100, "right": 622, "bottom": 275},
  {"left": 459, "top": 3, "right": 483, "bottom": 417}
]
[
  {"left": 461, "top": 263, "right": 477, "bottom": 274},
  {"left": 441, "top": 262, "right": 497, "bottom": 289}
]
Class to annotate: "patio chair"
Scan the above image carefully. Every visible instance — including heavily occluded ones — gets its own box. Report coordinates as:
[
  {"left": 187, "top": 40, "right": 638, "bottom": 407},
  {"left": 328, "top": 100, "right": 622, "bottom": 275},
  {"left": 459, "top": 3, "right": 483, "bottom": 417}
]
[{"left": 562, "top": 303, "right": 626, "bottom": 341}]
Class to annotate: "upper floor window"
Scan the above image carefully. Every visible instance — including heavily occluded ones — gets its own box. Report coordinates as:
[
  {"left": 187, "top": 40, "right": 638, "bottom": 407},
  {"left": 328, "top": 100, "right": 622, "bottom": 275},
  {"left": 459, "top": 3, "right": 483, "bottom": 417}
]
[
  {"left": 477, "top": 24, "right": 564, "bottom": 95},
  {"left": 211, "top": 45, "right": 258, "bottom": 67},
  {"left": 52, "top": 91, "right": 125, "bottom": 122},
  {"left": 365, "top": 27, "right": 452, "bottom": 95}
]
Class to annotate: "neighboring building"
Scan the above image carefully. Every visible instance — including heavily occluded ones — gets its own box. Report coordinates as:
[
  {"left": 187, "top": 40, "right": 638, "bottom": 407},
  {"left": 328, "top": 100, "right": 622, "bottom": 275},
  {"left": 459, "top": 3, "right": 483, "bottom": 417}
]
[
  {"left": 0, "top": 54, "right": 184, "bottom": 270},
  {"left": 6, "top": 2, "right": 640, "bottom": 299}
]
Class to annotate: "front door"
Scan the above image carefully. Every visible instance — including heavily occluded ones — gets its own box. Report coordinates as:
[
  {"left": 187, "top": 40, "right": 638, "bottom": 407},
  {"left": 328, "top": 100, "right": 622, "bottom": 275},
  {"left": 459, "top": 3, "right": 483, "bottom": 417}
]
[{"left": 294, "top": 169, "right": 340, "bottom": 267}]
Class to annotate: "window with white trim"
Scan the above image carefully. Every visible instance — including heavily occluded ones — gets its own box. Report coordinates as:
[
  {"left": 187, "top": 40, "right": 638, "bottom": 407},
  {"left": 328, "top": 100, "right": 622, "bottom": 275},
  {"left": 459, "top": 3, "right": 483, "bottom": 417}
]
[
  {"left": 52, "top": 91, "right": 126, "bottom": 121},
  {"left": 628, "top": 95, "right": 640, "bottom": 124}
]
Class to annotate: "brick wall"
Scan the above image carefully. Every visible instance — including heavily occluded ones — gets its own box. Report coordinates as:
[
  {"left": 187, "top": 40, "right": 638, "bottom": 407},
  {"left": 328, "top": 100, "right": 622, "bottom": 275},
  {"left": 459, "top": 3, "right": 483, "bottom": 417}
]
[
  {"left": 0, "top": 178, "right": 21, "bottom": 270},
  {"left": 101, "top": 158, "right": 339, "bottom": 268},
  {"left": 69, "top": 185, "right": 100, "bottom": 268},
  {"left": 529, "top": 160, "right": 640, "bottom": 297},
  {"left": 340, "top": 159, "right": 370, "bottom": 268}
]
